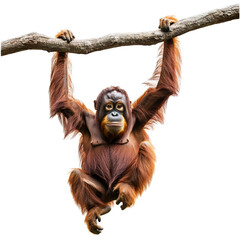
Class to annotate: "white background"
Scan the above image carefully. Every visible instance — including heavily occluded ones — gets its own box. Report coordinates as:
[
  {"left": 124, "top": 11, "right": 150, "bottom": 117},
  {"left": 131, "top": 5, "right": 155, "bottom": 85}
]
[{"left": 0, "top": 0, "right": 239, "bottom": 239}]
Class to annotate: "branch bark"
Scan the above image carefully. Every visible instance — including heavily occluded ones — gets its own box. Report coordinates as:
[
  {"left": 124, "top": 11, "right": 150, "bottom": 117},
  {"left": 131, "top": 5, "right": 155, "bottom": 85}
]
[{"left": 1, "top": 4, "right": 239, "bottom": 56}]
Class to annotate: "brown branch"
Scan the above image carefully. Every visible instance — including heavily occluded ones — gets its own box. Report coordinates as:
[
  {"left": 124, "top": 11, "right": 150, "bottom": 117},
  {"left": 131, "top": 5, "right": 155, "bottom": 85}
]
[{"left": 1, "top": 4, "right": 239, "bottom": 56}]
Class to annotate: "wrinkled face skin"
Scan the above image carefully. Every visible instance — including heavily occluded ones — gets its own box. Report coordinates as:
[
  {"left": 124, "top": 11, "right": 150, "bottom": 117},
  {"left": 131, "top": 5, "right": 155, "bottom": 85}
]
[{"left": 97, "top": 90, "right": 129, "bottom": 141}]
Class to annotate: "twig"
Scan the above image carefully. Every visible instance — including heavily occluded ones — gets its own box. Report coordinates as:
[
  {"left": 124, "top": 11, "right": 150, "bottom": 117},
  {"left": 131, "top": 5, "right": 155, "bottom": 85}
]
[{"left": 1, "top": 4, "right": 239, "bottom": 56}]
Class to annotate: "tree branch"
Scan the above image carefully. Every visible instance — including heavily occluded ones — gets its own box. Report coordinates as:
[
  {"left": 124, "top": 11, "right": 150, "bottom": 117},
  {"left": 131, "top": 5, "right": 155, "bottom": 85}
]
[{"left": 1, "top": 4, "right": 239, "bottom": 56}]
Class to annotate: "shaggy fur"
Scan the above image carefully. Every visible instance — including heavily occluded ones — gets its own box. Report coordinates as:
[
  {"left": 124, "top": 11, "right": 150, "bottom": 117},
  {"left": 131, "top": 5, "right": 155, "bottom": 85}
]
[{"left": 49, "top": 17, "right": 181, "bottom": 234}]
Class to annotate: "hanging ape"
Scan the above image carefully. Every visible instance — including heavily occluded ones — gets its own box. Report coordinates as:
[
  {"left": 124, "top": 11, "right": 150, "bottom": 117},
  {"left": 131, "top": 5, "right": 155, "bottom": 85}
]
[{"left": 50, "top": 16, "right": 181, "bottom": 234}]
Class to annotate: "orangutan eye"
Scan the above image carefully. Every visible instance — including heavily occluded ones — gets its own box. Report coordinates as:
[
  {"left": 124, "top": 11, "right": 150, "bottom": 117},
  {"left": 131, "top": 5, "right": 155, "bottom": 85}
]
[
  {"left": 105, "top": 103, "right": 113, "bottom": 111},
  {"left": 116, "top": 103, "right": 124, "bottom": 111}
]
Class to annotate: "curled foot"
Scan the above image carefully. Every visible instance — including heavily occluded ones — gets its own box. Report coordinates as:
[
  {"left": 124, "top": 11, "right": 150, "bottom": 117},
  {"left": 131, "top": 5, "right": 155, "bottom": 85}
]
[
  {"left": 115, "top": 184, "right": 135, "bottom": 210},
  {"left": 85, "top": 206, "right": 111, "bottom": 234}
]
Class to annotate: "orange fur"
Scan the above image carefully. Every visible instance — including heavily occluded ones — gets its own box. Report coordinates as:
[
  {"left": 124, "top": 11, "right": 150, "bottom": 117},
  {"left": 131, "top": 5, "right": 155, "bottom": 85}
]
[
  {"left": 133, "top": 17, "right": 181, "bottom": 128},
  {"left": 50, "top": 19, "right": 181, "bottom": 233},
  {"left": 50, "top": 52, "right": 93, "bottom": 137}
]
